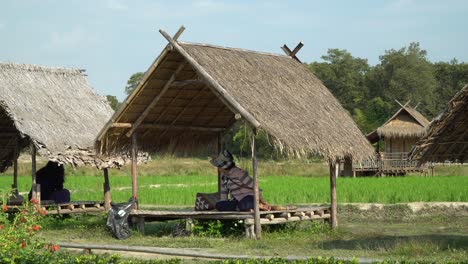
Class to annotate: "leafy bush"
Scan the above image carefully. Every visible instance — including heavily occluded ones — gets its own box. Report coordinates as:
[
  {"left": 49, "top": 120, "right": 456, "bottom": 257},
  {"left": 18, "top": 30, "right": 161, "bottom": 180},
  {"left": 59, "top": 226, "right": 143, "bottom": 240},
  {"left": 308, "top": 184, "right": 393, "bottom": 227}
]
[{"left": 0, "top": 191, "right": 60, "bottom": 263}]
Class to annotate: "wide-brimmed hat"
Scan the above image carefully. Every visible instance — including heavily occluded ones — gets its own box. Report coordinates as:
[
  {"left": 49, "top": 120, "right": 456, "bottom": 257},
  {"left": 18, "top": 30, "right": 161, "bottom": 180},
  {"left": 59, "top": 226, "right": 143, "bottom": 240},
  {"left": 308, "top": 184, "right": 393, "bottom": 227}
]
[{"left": 210, "top": 150, "right": 234, "bottom": 169}]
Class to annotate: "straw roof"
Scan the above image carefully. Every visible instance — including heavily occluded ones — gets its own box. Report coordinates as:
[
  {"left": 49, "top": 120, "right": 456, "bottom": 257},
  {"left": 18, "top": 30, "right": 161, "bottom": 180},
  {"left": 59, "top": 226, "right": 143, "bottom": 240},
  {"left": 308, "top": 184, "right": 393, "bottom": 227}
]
[
  {"left": 96, "top": 35, "right": 374, "bottom": 162},
  {"left": 410, "top": 84, "right": 468, "bottom": 163},
  {"left": 367, "top": 105, "right": 430, "bottom": 143},
  {"left": 0, "top": 62, "right": 115, "bottom": 172}
]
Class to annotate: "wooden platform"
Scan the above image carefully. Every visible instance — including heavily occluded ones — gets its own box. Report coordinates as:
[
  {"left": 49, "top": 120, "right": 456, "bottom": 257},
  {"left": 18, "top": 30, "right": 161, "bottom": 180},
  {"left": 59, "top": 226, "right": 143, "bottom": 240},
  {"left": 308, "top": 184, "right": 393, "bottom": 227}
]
[
  {"left": 130, "top": 206, "right": 331, "bottom": 238},
  {"left": 3, "top": 200, "right": 106, "bottom": 215}
]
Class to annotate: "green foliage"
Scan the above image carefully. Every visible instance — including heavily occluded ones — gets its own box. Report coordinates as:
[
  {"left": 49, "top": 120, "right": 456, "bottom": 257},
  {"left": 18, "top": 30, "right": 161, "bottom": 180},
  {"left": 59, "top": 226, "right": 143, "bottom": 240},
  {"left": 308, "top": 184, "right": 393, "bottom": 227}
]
[
  {"left": 367, "top": 42, "right": 437, "bottom": 117},
  {"left": 125, "top": 72, "right": 145, "bottom": 95},
  {"left": 192, "top": 220, "right": 243, "bottom": 237},
  {"left": 217, "top": 257, "right": 358, "bottom": 264},
  {"left": 309, "top": 49, "right": 369, "bottom": 112},
  {"left": 0, "top": 191, "right": 60, "bottom": 263},
  {"left": 106, "top": 95, "right": 121, "bottom": 111}
]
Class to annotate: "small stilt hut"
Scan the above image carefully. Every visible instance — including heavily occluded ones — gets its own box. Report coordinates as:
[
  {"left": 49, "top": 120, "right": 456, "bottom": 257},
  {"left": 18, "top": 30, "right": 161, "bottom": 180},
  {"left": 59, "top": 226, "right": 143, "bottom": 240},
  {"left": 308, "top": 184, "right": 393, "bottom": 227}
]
[
  {"left": 95, "top": 27, "right": 374, "bottom": 239},
  {"left": 0, "top": 62, "right": 115, "bottom": 213},
  {"left": 355, "top": 102, "right": 430, "bottom": 176},
  {"left": 410, "top": 84, "right": 468, "bottom": 163}
]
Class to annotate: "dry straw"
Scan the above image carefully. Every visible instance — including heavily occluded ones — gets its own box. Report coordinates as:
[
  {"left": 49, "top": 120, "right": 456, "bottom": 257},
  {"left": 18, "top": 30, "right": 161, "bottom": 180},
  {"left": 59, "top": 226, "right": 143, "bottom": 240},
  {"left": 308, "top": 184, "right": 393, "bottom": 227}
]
[
  {"left": 0, "top": 62, "right": 115, "bottom": 171},
  {"left": 411, "top": 84, "right": 468, "bottom": 163},
  {"left": 97, "top": 41, "right": 375, "bottom": 163}
]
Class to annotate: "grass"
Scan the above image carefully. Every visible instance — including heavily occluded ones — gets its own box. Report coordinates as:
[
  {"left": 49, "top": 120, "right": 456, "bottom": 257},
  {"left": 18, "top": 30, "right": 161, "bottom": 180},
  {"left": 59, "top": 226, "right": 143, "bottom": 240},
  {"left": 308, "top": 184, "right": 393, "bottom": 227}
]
[
  {"left": 2, "top": 157, "right": 467, "bottom": 262},
  {"left": 35, "top": 205, "right": 468, "bottom": 263},
  {"left": 1, "top": 157, "right": 468, "bottom": 205}
]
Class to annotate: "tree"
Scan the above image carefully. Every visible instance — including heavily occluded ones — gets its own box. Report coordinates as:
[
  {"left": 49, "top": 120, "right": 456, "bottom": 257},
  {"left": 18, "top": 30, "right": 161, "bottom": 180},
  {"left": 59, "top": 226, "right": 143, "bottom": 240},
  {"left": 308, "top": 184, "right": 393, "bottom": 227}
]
[
  {"left": 367, "top": 42, "right": 437, "bottom": 117},
  {"left": 106, "top": 95, "right": 120, "bottom": 111},
  {"left": 308, "top": 49, "right": 370, "bottom": 113},
  {"left": 433, "top": 59, "right": 468, "bottom": 113},
  {"left": 125, "top": 72, "right": 145, "bottom": 95}
]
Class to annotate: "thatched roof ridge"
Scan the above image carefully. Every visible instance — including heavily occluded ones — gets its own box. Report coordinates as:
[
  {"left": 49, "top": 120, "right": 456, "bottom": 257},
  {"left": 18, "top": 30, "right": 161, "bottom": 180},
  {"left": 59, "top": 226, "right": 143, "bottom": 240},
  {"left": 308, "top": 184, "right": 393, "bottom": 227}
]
[
  {"left": 96, "top": 36, "right": 374, "bottom": 162},
  {"left": 367, "top": 105, "right": 430, "bottom": 142},
  {"left": 0, "top": 62, "right": 115, "bottom": 171},
  {"left": 410, "top": 84, "right": 468, "bottom": 163}
]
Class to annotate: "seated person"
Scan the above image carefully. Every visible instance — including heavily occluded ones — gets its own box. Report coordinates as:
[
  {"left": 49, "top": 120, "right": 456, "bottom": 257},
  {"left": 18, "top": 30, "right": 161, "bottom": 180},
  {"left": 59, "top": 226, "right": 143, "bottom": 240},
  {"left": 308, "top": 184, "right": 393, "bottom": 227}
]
[
  {"left": 210, "top": 150, "right": 271, "bottom": 212},
  {"left": 28, "top": 161, "right": 70, "bottom": 203}
]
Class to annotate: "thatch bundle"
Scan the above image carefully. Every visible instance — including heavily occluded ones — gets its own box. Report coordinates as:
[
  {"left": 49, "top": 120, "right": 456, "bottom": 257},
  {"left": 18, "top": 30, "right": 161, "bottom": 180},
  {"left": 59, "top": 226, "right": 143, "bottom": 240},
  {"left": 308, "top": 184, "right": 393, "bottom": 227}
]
[
  {"left": 97, "top": 40, "right": 374, "bottom": 162},
  {"left": 0, "top": 62, "right": 115, "bottom": 171},
  {"left": 410, "top": 84, "right": 468, "bottom": 163}
]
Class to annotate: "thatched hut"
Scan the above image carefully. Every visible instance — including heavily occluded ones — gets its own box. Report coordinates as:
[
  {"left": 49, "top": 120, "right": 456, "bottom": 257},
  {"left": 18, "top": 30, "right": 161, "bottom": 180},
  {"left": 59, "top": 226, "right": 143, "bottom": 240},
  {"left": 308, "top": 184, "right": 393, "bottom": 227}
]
[
  {"left": 410, "top": 84, "right": 468, "bottom": 163},
  {"left": 354, "top": 103, "right": 430, "bottom": 175},
  {"left": 0, "top": 62, "right": 114, "bottom": 209},
  {"left": 96, "top": 27, "right": 374, "bottom": 238}
]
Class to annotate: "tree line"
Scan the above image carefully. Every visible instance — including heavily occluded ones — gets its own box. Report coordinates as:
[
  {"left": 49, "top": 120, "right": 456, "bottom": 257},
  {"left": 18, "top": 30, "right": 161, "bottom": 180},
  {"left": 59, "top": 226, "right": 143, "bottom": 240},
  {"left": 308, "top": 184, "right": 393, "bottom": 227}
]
[{"left": 107, "top": 42, "right": 468, "bottom": 158}]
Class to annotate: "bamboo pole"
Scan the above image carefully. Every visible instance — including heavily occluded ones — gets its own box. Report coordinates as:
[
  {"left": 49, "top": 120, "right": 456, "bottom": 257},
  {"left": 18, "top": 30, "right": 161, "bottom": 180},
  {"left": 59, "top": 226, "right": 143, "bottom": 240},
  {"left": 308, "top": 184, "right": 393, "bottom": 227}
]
[
  {"left": 329, "top": 160, "right": 338, "bottom": 228},
  {"left": 103, "top": 168, "right": 111, "bottom": 210},
  {"left": 131, "top": 134, "right": 138, "bottom": 207},
  {"left": 251, "top": 128, "right": 261, "bottom": 239},
  {"left": 31, "top": 142, "right": 37, "bottom": 201},
  {"left": 217, "top": 133, "right": 222, "bottom": 194},
  {"left": 12, "top": 138, "right": 18, "bottom": 195}
]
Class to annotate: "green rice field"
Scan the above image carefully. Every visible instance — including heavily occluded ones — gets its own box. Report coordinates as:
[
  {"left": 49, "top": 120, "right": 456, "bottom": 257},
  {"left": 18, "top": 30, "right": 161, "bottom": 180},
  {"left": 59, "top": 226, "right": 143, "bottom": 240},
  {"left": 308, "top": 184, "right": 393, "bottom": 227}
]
[{"left": 1, "top": 158, "right": 467, "bottom": 205}]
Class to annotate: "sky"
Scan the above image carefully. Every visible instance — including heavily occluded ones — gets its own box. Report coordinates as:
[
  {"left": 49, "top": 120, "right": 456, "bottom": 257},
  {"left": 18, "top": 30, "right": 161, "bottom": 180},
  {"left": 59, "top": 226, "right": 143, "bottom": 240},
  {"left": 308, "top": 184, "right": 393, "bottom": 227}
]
[{"left": 0, "top": 0, "right": 467, "bottom": 101}]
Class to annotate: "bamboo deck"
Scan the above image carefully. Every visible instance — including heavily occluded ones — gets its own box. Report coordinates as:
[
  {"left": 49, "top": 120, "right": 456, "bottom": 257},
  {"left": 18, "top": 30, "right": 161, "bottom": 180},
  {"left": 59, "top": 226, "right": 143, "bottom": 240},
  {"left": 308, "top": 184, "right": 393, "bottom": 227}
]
[
  {"left": 3, "top": 200, "right": 105, "bottom": 215},
  {"left": 130, "top": 206, "right": 331, "bottom": 238}
]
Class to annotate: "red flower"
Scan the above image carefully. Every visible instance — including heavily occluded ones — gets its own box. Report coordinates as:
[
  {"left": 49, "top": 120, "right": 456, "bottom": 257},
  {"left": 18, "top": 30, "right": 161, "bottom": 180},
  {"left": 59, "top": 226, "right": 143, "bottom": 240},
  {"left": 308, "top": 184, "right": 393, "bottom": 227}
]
[
  {"left": 3, "top": 205, "right": 7, "bottom": 212},
  {"left": 52, "top": 244, "right": 59, "bottom": 252},
  {"left": 36, "top": 207, "right": 41, "bottom": 213},
  {"left": 32, "top": 225, "right": 40, "bottom": 231},
  {"left": 30, "top": 198, "right": 38, "bottom": 205},
  {"left": 41, "top": 210, "right": 47, "bottom": 216}
]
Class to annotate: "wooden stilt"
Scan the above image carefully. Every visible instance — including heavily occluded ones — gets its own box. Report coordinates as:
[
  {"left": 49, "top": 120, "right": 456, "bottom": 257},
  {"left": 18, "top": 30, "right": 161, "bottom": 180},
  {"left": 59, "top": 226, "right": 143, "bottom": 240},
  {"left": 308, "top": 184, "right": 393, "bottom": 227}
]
[
  {"left": 31, "top": 142, "right": 37, "bottom": 201},
  {"left": 251, "top": 128, "right": 261, "bottom": 239},
  {"left": 131, "top": 134, "right": 138, "bottom": 207},
  {"left": 103, "top": 168, "right": 111, "bottom": 210},
  {"left": 329, "top": 160, "right": 338, "bottom": 228},
  {"left": 12, "top": 138, "right": 19, "bottom": 195},
  {"left": 217, "top": 133, "right": 222, "bottom": 195}
]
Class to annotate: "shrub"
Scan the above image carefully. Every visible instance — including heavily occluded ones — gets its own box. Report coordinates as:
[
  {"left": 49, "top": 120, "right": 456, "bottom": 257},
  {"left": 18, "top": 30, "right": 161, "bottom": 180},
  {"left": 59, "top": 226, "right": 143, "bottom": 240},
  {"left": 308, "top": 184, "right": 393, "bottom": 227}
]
[{"left": 0, "top": 191, "right": 59, "bottom": 263}]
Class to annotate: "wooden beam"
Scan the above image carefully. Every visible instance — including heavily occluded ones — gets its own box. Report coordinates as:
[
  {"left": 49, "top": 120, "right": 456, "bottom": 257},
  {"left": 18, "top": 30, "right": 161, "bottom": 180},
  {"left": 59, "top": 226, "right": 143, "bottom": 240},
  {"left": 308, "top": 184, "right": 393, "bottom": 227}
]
[
  {"left": 131, "top": 134, "right": 138, "bottom": 207},
  {"left": 171, "top": 79, "right": 204, "bottom": 87},
  {"left": 290, "top": 41, "right": 304, "bottom": 57},
  {"left": 173, "top": 25, "right": 185, "bottom": 41},
  {"left": 126, "top": 62, "right": 187, "bottom": 138},
  {"left": 281, "top": 44, "right": 301, "bottom": 63},
  {"left": 251, "top": 128, "right": 261, "bottom": 239},
  {"left": 12, "top": 137, "right": 18, "bottom": 195},
  {"left": 31, "top": 142, "right": 37, "bottom": 201},
  {"left": 217, "top": 133, "right": 222, "bottom": 195},
  {"left": 113, "top": 123, "right": 225, "bottom": 132},
  {"left": 329, "top": 160, "right": 338, "bottom": 228},
  {"left": 159, "top": 29, "right": 261, "bottom": 129}
]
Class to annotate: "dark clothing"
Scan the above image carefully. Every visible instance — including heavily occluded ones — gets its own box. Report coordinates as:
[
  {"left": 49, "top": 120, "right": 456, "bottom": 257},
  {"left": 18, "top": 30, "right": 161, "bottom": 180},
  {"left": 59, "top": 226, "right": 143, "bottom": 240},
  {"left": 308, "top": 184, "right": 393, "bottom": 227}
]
[
  {"left": 215, "top": 195, "right": 254, "bottom": 212},
  {"left": 28, "top": 161, "right": 68, "bottom": 203},
  {"left": 220, "top": 167, "right": 255, "bottom": 201}
]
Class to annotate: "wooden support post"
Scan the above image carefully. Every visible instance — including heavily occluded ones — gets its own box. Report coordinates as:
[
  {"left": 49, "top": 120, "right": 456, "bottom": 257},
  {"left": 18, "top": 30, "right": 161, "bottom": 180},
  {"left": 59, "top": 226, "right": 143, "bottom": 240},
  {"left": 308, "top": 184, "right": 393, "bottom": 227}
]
[
  {"left": 131, "top": 134, "right": 138, "bottom": 207},
  {"left": 12, "top": 138, "right": 18, "bottom": 195},
  {"left": 31, "top": 142, "right": 37, "bottom": 202},
  {"left": 343, "top": 157, "right": 353, "bottom": 177},
  {"left": 251, "top": 128, "right": 261, "bottom": 239},
  {"left": 217, "top": 133, "right": 222, "bottom": 195},
  {"left": 103, "top": 168, "right": 111, "bottom": 210},
  {"left": 329, "top": 160, "right": 338, "bottom": 228}
]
